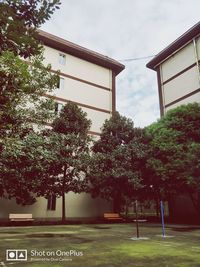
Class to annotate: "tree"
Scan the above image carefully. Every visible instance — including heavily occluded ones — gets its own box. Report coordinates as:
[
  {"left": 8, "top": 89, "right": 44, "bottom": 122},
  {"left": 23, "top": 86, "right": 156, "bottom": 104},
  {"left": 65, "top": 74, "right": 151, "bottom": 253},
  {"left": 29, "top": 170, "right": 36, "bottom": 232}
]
[
  {"left": 0, "top": 0, "right": 60, "bottom": 204},
  {"left": 0, "top": 51, "right": 58, "bottom": 137},
  {"left": 0, "top": 131, "right": 56, "bottom": 205},
  {"left": 146, "top": 103, "right": 200, "bottom": 216},
  {"left": 0, "top": 0, "right": 61, "bottom": 135},
  {"left": 89, "top": 112, "right": 148, "bottom": 212},
  {"left": 0, "top": 51, "right": 59, "bottom": 204},
  {"left": 38, "top": 102, "right": 92, "bottom": 222},
  {"left": 93, "top": 111, "right": 135, "bottom": 153},
  {"left": 0, "top": 0, "right": 61, "bottom": 58},
  {"left": 0, "top": 52, "right": 59, "bottom": 204}
]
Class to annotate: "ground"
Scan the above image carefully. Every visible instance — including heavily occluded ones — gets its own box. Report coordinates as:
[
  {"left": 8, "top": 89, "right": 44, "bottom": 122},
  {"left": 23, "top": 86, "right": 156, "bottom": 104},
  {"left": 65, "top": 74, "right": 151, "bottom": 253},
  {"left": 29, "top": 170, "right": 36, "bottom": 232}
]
[{"left": 0, "top": 223, "right": 200, "bottom": 267}]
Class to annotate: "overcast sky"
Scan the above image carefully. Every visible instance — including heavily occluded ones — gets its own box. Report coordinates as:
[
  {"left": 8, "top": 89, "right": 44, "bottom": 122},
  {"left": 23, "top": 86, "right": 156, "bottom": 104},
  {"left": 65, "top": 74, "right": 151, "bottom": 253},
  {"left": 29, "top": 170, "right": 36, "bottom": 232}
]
[{"left": 42, "top": 0, "right": 200, "bottom": 127}]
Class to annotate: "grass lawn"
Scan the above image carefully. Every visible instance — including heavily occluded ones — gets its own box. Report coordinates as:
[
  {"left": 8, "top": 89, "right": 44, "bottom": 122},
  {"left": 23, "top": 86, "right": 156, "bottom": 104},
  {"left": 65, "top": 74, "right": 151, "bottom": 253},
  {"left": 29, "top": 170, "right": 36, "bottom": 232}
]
[{"left": 0, "top": 223, "right": 200, "bottom": 267}]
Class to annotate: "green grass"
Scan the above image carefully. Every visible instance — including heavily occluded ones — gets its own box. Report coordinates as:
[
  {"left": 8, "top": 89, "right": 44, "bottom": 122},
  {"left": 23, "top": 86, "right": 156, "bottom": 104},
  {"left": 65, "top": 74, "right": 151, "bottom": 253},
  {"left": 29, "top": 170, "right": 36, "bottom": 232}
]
[{"left": 0, "top": 223, "right": 200, "bottom": 267}]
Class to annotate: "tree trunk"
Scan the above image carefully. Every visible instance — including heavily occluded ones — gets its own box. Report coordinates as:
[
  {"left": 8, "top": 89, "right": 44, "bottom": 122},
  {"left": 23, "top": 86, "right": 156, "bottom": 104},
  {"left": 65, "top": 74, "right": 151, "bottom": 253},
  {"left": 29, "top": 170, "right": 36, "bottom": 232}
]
[
  {"left": 62, "top": 191, "right": 66, "bottom": 223},
  {"left": 125, "top": 201, "right": 129, "bottom": 219},
  {"left": 61, "top": 166, "right": 67, "bottom": 223}
]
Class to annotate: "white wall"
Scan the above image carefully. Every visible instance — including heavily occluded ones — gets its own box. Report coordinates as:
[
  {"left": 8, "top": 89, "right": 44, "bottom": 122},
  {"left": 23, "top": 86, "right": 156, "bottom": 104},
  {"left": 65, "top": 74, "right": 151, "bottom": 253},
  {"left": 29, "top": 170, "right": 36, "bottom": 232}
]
[
  {"left": 0, "top": 193, "right": 112, "bottom": 219},
  {"left": 165, "top": 92, "right": 200, "bottom": 112},
  {"left": 43, "top": 45, "right": 113, "bottom": 134},
  {"left": 163, "top": 66, "right": 199, "bottom": 105},
  {"left": 161, "top": 42, "right": 195, "bottom": 82},
  {"left": 160, "top": 39, "right": 200, "bottom": 113},
  {"left": 43, "top": 46, "right": 112, "bottom": 88},
  {"left": 53, "top": 78, "right": 111, "bottom": 111}
]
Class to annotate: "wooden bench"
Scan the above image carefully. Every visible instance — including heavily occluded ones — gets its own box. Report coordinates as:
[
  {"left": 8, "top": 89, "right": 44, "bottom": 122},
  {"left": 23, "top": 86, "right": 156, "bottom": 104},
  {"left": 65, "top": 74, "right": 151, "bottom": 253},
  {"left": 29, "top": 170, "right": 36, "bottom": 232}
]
[
  {"left": 104, "top": 213, "right": 124, "bottom": 221},
  {"left": 9, "top": 214, "right": 34, "bottom": 222}
]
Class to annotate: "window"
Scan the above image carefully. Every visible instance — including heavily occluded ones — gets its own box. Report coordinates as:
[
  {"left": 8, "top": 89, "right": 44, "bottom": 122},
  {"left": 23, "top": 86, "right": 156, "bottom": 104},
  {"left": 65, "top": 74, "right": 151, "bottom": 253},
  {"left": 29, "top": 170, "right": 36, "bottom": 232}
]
[
  {"left": 47, "top": 195, "right": 56, "bottom": 210},
  {"left": 57, "top": 77, "right": 65, "bottom": 90},
  {"left": 55, "top": 102, "right": 63, "bottom": 114},
  {"left": 59, "top": 53, "right": 66, "bottom": 65}
]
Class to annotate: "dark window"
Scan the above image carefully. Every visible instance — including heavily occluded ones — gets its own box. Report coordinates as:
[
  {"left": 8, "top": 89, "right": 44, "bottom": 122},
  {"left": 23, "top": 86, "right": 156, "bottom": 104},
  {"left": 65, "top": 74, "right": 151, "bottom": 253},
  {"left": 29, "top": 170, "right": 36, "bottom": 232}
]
[
  {"left": 55, "top": 102, "right": 63, "bottom": 114},
  {"left": 47, "top": 195, "right": 56, "bottom": 210},
  {"left": 57, "top": 77, "right": 65, "bottom": 90}
]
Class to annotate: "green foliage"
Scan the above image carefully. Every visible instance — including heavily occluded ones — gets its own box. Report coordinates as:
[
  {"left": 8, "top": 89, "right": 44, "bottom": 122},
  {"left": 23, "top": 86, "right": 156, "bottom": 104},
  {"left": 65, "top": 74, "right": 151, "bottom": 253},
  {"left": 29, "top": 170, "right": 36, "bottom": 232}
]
[
  {"left": 0, "top": 0, "right": 60, "bottom": 135},
  {"left": 0, "top": 0, "right": 60, "bottom": 205},
  {"left": 0, "top": 132, "right": 56, "bottom": 204},
  {"left": 0, "top": 0, "right": 61, "bottom": 58},
  {"left": 0, "top": 50, "right": 59, "bottom": 206},
  {"left": 93, "top": 111, "right": 135, "bottom": 153},
  {"left": 0, "top": 51, "right": 59, "bottom": 136},
  {"left": 146, "top": 103, "right": 200, "bottom": 213},
  {"left": 38, "top": 102, "right": 92, "bottom": 221},
  {"left": 89, "top": 112, "right": 150, "bottom": 211},
  {"left": 52, "top": 101, "right": 91, "bottom": 137}
]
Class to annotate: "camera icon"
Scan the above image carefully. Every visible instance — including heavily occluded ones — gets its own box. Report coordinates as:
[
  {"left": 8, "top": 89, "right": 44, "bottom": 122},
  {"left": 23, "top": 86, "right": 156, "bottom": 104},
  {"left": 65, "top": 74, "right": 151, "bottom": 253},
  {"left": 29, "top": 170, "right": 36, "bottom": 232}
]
[{"left": 6, "top": 250, "right": 27, "bottom": 261}]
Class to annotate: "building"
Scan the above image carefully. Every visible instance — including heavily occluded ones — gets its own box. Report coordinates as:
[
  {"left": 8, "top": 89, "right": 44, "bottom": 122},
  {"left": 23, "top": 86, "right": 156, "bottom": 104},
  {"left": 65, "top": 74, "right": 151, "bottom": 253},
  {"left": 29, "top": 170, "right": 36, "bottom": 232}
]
[
  {"left": 147, "top": 21, "right": 200, "bottom": 116},
  {"left": 147, "top": 22, "right": 200, "bottom": 220},
  {"left": 0, "top": 30, "right": 124, "bottom": 221},
  {"left": 39, "top": 30, "right": 125, "bottom": 137}
]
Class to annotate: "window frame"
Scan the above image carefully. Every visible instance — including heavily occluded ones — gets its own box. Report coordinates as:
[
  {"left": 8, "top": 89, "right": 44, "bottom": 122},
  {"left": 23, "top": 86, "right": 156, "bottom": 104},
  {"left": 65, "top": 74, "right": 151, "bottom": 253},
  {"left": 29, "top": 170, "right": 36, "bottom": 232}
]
[
  {"left": 55, "top": 102, "right": 63, "bottom": 114},
  {"left": 59, "top": 53, "right": 66, "bottom": 65},
  {"left": 57, "top": 77, "right": 65, "bottom": 90}
]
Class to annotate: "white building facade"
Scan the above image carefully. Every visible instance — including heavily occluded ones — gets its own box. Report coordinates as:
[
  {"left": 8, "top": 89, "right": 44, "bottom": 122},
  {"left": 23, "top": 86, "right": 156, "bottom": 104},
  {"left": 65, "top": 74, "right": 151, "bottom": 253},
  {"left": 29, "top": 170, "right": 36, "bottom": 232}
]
[
  {"left": 147, "top": 22, "right": 200, "bottom": 116},
  {"left": 0, "top": 30, "right": 124, "bottom": 221},
  {"left": 147, "top": 22, "right": 200, "bottom": 220}
]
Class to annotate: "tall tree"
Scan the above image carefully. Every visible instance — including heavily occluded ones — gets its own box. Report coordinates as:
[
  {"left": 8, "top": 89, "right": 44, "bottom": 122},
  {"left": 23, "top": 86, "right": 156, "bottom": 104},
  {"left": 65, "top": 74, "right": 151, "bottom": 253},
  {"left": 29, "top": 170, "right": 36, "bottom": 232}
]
[
  {"left": 0, "top": 0, "right": 61, "bottom": 135},
  {"left": 0, "top": 51, "right": 59, "bottom": 204},
  {"left": 38, "top": 102, "right": 92, "bottom": 222},
  {"left": 0, "top": 0, "right": 60, "bottom": 204},
  {"left": 89, "top": 112, "right": 148, "bottom": 212},
  {"left": 146, "top": 103, "right": 200, "bottom": 216}
]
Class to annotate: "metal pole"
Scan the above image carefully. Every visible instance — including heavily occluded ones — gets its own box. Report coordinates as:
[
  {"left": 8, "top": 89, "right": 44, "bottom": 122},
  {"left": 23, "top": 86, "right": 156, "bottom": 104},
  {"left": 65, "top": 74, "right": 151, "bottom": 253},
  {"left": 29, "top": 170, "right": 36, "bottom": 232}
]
[
  {"left": 160, "top": 201, "right": 165, "bottom": 237},
  {"left": 135, "top": 200, "right": 139, "bottom": 238}
]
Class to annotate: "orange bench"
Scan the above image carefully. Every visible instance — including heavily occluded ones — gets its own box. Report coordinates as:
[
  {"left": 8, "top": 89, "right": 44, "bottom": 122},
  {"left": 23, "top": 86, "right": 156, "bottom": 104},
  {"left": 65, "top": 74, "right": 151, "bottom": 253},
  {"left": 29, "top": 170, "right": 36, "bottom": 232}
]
[{"left": 104, "top": 213, "right": 123, "bottom": 221}]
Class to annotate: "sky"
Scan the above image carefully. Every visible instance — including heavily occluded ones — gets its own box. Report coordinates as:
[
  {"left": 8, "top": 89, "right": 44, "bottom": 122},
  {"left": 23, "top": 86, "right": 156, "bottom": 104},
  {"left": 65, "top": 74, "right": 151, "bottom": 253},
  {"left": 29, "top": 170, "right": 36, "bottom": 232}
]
[{"left": 41, "top": 0, "right": 200, "bottom": 127}]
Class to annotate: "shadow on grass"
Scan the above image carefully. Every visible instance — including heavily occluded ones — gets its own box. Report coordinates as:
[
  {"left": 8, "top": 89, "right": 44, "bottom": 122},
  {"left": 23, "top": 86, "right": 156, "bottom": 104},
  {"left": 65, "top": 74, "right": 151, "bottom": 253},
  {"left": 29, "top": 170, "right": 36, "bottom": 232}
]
[
  {"left": 26, "top": 233, "right": 93, "bottom": 244},
  {"left": 171, "top": 227, "right": 200, "bottom": 232},
  {"left": 0, "top": 231, "right": 21, "bottom": 234}
]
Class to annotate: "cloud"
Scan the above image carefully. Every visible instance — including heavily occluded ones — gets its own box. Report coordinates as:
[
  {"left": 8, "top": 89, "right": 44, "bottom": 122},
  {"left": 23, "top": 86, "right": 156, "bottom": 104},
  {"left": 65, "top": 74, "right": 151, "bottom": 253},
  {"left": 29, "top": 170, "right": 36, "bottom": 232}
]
[{"left": 42, "top": 0, "right": 200, "bottom": 127}]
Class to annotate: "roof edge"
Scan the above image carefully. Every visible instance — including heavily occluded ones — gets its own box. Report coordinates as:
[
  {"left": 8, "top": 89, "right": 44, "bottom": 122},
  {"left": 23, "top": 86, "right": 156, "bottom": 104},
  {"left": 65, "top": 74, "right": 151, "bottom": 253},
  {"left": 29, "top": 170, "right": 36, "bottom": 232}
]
[
  {"left": 146, "top": 21, "right": 200, "bottom": 70},
  {"left": 37, "top": 29, "right": 125, "bottom": 75}
]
